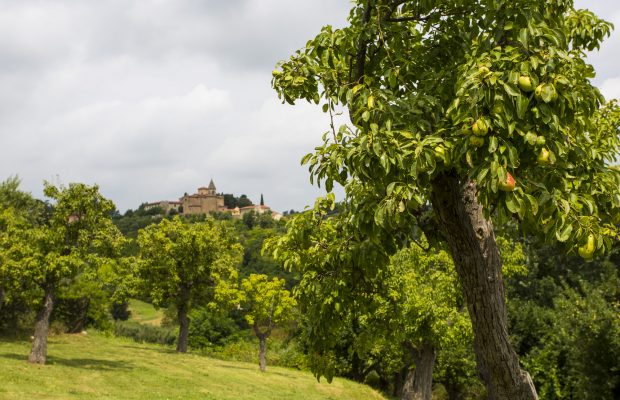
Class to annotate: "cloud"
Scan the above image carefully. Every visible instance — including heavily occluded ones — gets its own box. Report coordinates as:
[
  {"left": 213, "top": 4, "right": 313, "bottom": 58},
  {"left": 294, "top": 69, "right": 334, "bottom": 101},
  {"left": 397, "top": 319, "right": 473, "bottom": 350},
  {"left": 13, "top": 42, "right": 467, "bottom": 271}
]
[
  {"left": 600, "top": 77, "right": 620, "bottom": 101},
  {"left": 1, "top": 0, "right": 619, "bottom": 214}
]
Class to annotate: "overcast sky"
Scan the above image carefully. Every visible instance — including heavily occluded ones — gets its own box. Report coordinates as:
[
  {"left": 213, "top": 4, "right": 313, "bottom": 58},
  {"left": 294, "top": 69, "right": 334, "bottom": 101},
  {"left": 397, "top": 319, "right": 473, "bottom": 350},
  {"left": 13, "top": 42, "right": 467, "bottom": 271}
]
[{"left": 0, "top": 1, "right": 618, "bottom": 213}]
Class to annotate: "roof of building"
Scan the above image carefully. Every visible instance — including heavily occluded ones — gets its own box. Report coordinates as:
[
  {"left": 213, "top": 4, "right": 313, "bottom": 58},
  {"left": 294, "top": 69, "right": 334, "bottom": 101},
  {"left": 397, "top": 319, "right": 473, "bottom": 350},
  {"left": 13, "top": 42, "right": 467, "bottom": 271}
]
[
  {"left": 240, "top": 205, "right": 270, "bottom": 210},
  {"left": 208, "top": 179, "right": 216, "bottom": 190}
]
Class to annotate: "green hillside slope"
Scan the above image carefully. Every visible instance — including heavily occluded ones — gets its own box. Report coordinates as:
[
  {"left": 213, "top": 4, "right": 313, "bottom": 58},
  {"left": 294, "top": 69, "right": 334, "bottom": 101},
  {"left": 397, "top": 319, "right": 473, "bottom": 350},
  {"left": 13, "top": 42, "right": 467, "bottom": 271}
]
[{"left": 0, "top": 333, "right": 386, "bottom": 400}]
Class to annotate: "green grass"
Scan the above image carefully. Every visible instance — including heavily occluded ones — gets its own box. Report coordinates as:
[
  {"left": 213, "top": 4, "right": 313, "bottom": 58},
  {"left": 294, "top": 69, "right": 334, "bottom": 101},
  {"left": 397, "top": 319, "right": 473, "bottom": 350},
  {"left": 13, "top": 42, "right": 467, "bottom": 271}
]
[
  {"left": 127, "top": 299, "right": 165, "bottom": 326},
  {"left": 0, "top": 333, "right": 386, "bottom": 400}
]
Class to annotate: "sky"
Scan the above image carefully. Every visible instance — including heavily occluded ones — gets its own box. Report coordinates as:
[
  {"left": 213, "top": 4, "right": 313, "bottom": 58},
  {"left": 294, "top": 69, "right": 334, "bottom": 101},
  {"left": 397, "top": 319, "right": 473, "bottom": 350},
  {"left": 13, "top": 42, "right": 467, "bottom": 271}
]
[{"left": 0, "top": 0, "right": 618, "bottom": 213}]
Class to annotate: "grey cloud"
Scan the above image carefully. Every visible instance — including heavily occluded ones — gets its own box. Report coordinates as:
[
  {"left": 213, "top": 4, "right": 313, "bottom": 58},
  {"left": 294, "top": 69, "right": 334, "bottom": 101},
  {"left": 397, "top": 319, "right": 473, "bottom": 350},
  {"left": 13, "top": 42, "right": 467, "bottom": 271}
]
[{"left": 1, "top": 0, "right": 618, "bottom": 213}]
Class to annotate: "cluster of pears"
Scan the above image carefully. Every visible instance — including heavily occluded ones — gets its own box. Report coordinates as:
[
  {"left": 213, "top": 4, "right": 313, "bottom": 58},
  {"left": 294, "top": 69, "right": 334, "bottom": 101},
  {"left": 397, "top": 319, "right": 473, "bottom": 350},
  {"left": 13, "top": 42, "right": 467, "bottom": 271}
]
[{"left": 462, "top": 114, "right": 517, "bottom": 192}]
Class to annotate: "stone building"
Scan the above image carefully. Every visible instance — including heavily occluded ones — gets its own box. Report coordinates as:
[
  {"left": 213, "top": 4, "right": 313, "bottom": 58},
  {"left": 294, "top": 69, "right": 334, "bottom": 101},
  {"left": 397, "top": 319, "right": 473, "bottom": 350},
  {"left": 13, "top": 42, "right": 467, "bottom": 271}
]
[
  {"left": 144, "top": 200, "right": 182, "bottom": 213},
  {"left": 180, "top": 180, "right": 227, "bottom": 215}
]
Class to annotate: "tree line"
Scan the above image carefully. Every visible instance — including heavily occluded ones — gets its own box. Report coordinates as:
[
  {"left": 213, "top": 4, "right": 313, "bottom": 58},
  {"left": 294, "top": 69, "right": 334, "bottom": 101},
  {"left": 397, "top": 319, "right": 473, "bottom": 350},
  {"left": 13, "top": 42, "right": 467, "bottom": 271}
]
[{"left": 0, "top": 177, "right": 294, "bottom": 370}]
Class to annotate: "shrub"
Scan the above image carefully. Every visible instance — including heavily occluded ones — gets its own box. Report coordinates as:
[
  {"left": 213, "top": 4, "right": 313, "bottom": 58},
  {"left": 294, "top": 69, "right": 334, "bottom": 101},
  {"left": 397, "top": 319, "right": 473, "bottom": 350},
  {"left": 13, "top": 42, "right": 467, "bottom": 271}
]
[
  {"left": 188, "top": 308, "right": 242, "bottom": 349},
  {"left": 114, "top": 320, "right": 176, "bottom": 346}
]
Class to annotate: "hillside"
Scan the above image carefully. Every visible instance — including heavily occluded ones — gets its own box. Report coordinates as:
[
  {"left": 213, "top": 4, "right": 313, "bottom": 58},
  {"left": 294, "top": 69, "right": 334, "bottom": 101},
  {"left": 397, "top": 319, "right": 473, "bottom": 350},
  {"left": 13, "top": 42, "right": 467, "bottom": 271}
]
[{"left": 0, "top": 333, "right": 386, "bottom": 400}]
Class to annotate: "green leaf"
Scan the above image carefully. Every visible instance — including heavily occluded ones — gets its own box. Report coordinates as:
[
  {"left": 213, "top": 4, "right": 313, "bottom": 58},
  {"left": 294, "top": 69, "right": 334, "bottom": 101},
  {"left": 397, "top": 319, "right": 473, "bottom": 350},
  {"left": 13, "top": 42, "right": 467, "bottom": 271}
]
[
  {"left": 503, "top": 83, "right": 521, "bottom": 97},
  {"left": 516, "top": 95, "right": 529, "bottom": 119},
  {"left": 488, "top": 136, "right": 498, "bottom": 153},
  {"left": 525, "top": 194, "right": 539, "bottom": 216},
  {"left": 505, "top": 193, "right": 519, "bottom": 214},
  {"left": 555, "top": 223, "right": 572, "bottom": 242}
]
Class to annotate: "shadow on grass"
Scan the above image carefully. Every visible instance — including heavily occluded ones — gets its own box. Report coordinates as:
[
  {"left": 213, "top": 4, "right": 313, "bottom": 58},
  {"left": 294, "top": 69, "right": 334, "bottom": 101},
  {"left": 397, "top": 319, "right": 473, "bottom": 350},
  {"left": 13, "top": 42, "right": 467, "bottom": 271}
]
[
  {"left": 0, "top": 353, "right": 134, "bottom": 371},
  {"left": 118, "top": 344, "right": 177, "bottom": 355},
  {"left": 218, "top": 363, "right": 298, "bottom": 379}
]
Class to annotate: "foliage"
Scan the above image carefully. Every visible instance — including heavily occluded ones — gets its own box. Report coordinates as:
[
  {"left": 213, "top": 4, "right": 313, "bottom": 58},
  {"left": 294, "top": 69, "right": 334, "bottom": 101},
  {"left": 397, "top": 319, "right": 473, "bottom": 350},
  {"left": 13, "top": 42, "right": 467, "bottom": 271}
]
[
  {"left": 273, "top": 0, "right": 619, "bottom": 255},
  {"left": 507, "top": 240, "right": 620, "bottom": 399},
  {"left": 187, "top": 308, "right": 242, "bottom": 348},
  {"left": 205, "top": 329, "right": 308, "bottom": 370},
  {"left": 30, "top": 182, "right": 126, "bottom": 287},
  {"left": 224, "top": 193, "right": 254, "bottom": 209},
  {"left": 53, "top": 274, "right": 115, "bottom": 333},
  {"left": 242, "top": 211, "right": 276, "bottom": 229},
  {"left": 135, "top": 216, "right": 242, "bottom": 352},
  {"left": 113, "top": 320, "right": 177, "bottom": 346},
  {"left": 239, "top": 274, "right": 297, "bottom": 333},
  {"left": 239, "top": 227, "right": 298, "bottom": 288},
  {"left": 135, "top": 217, "right": 242, "bottom": 309}
]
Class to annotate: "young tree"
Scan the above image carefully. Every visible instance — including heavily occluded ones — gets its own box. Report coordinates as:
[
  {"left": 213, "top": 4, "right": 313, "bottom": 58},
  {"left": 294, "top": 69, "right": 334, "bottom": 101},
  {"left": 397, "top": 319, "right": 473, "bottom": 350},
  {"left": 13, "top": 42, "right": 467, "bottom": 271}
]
[
  {"left": 136, "top": 217, "right": 242, "bottom": 353},
  {"left": 23, "top": 182, "right": 124, "bottom": 364},
  {"left": 239, "top": 274, "right": 296, "bottom": 372},
  {"left": 272, "top": 2, "right": 619, "bottom": 398}
]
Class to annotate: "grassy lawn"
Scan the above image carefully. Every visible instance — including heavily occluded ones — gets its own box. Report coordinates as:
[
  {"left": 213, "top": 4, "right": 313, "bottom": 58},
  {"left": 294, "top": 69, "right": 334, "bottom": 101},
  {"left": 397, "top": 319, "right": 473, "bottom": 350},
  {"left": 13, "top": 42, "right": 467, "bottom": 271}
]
[
  {"left": 0, "top": 333, "right": 386, "bottom": 400},
  {"left": 127, "top": 299, "right": 165, "bottom": 326}
]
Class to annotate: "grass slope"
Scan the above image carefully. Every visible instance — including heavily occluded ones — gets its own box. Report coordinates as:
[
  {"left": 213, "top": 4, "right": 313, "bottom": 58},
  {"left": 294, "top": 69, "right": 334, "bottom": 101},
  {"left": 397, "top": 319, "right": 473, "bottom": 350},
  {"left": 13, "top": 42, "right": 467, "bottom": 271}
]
[
  {"left": 0, "top": 333, "right": 386, "bottom": 400},
  {"left": 127, "top": 299, "right": 165, "bottom": 326}
]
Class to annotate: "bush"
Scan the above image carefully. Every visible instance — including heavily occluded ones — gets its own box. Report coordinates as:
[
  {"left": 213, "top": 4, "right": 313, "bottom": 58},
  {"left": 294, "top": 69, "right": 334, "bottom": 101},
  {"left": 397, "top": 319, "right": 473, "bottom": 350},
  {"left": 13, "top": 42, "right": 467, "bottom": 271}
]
[
  {"left": 114, "top": 320, "right": 176, "bottom": 346},
  {"left": 110, "top": 302, "right": 131, "bottom": 321},
  {"left": 188, "top": 308, "right": 242, "bottom": 349},
  {"left": 205, "top": 329, "right": 307, "bottom": 370}
]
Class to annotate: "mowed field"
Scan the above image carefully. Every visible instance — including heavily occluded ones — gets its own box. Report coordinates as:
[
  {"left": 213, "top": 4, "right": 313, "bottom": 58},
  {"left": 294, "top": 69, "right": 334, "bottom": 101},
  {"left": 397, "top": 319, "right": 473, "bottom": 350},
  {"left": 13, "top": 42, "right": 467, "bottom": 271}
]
[{"left": 0, "top": 333, "right": 386, "bottom": 400}]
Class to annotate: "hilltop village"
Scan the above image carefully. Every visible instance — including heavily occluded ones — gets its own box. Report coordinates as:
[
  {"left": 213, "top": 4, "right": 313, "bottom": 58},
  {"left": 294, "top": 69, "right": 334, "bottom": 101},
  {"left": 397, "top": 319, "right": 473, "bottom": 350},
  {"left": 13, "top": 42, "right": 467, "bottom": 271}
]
[{"left": 142, "top": 179, "right": 282, "bottom": 220}]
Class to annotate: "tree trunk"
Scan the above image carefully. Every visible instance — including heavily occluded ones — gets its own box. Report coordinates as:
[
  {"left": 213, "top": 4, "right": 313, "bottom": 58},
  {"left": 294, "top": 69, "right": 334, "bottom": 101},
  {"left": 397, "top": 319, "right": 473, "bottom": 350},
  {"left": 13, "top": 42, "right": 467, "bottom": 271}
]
[
  {"left": 0, "top": 280, "right": 5, "bottom": 314},
  {"left": 29, "top": 284, "right": 55, "bottom": 364},
  {"left": 67, "top": 297, "right": 90, "bottom": 333},
  {"left": 176, "top": 300, "right": 190, "bottom": 353},
  {"left": 258, "top": 334, "right": 267, "bottom": 372},
  {"left": 430, "top": 172, "right": 538, "bottom": 400},
  {"left": 401, "top": 343, "right": 436, "bottom": 400}
]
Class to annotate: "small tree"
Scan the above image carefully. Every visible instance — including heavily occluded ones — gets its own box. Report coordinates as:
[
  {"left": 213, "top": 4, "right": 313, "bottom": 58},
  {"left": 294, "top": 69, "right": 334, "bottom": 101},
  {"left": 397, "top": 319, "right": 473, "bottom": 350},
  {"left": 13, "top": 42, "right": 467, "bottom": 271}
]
[
  {"left": 239, "top": 274, "right": 296, "bottom": 372},
  {"left": 24, "top": 182, "right": 124, "bottom": 364},
  {"left": 136, "top": 217, "right": 241, "bottom": 353}
]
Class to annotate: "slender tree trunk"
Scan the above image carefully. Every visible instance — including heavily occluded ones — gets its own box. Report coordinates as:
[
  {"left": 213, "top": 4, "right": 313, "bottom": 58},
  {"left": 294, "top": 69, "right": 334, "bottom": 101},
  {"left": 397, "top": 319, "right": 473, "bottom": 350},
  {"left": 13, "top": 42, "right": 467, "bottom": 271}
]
[
  {"left": 176, "top": 283, "right": 191, "bottom": 353},
  {"left": 176, "top": 300, "right": 189, "bottom": 353},
  {"left": 445, "top": 382, "right": 466, "bottom": 400},
  {"left": 401, "top": 343, "right": 436, "bottom": 400},
  {"left": 67, "top": 297, "right": 90, "bottom": 333},
  {"left": 0, "top": 279, "right": 6, "bottom": 314},
  {"left": 29, "top": 284, "right": 55, "bottom": 364},
  {"left": 430, "top": 172, "right": 538, "bottom": 400},
  {"left": 258, "top": 334, "right": 267, "bottom": 372}
]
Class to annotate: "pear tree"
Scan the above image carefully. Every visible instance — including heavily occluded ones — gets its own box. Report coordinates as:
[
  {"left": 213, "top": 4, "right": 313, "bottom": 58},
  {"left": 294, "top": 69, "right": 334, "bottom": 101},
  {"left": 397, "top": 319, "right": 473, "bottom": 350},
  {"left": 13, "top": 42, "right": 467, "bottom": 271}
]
[
  {"left": 238, "top": 274, "right": 296, "bottom": 372},
  {"left": 272, "top": 1, "right": 620, "bottom": 398},
  {"left": 25, "top": 182, "right": 125, "bottom": 364},
  {"left": 136, "top": 217, "right": 242, "bottom": 353}
]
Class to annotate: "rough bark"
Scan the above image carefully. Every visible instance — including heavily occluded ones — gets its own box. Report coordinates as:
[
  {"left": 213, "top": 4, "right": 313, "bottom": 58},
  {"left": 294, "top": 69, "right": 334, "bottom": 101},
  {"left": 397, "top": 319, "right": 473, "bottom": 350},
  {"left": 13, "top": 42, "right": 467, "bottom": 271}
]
[
  {"left": 176, "top": 284, "right": 190, "bottom": 353},
  {"left": 258, "top": 334, "right": 267, "bottom": 372},
  {"left": 401, "top": 343, "right": 436, "bottom": 400},
  {"left": 29, "top": 284, "right": 55, "bottom": 364},
  {"left": 430, "top": 172, "right": 538, "bottom": 400}
]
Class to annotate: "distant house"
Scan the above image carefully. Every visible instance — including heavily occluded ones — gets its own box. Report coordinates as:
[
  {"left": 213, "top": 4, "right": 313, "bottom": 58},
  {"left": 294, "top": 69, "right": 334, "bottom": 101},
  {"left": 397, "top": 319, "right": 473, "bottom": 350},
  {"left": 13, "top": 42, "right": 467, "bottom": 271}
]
[
  {"left": 144, "top": 200, "right": 182, "bottom": 213},
  {"left": 180, "top": 180, "right": 227, "bottom": 215}
]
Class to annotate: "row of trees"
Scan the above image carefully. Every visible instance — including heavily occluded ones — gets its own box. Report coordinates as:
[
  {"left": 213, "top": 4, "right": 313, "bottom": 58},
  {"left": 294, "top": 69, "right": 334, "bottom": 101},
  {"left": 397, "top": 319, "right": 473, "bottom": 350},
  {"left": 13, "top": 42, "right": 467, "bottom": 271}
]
[
  {"left": 0, "top": 177, "right": 295, "bottom": 371},
  {"left": 2, "top": 173, "right": 618, "bottom": 397}
]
